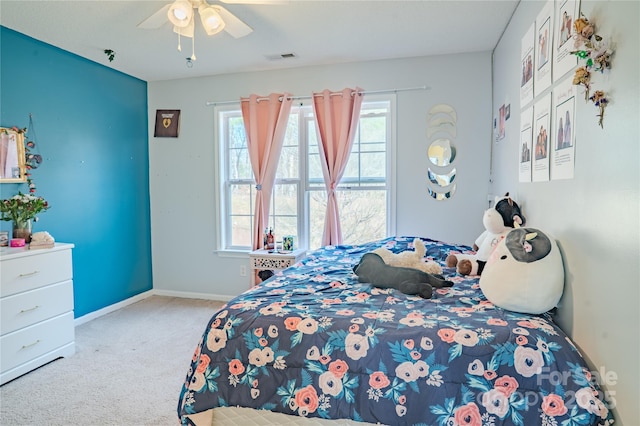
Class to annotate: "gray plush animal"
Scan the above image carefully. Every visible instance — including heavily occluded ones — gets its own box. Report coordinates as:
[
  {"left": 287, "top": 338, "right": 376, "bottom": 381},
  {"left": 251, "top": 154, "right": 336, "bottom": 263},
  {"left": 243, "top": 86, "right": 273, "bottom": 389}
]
[{"left": 353, "top": 253, "right": 453, "bottom": 299}]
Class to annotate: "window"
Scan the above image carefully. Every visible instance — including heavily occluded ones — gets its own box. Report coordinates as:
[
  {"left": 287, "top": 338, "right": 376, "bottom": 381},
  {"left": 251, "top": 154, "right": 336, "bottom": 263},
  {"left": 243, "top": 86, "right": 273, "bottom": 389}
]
[{"left": 216, "top": 95, "right": 395, "bottom": 251}]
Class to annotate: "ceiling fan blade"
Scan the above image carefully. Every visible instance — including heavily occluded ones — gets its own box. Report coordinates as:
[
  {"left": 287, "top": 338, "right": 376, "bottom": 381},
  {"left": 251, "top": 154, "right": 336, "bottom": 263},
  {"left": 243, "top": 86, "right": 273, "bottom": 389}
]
[
  {"left": 212, "top": 5, "right": 253, "bottom": 38},
  {"left": 137, "top": 4, "right": 171, "bottom": 29}
]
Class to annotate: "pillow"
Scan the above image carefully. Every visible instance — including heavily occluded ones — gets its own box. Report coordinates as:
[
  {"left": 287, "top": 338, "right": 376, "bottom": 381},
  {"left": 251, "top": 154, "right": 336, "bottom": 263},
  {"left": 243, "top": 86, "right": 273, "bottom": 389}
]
[{"left": 479, "top": 228, "right": 564, "bottom": 314}]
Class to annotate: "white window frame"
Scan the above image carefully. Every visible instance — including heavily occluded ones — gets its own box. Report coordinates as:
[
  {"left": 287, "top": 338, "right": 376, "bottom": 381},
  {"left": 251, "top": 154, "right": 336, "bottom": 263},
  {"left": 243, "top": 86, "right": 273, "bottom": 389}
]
[{"left": 214, "top": 94, "right": 396, "bottom": 253}]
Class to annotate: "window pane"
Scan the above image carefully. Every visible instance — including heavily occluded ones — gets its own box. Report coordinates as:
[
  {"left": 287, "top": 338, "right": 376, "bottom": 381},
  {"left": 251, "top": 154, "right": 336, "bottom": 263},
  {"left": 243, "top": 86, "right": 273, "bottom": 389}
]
[
  {"left": 308, "top": 190, "right": 327, "bottom": 250},
  {"left": 276, "top": 146, "right": 299, "bottom": 179},
  {"left": 360, "top": 116, "right": 386, "bottom": 142},
  {"left": 272, "top": 183, "right": 297, "bottom": 216},
  {"left": 360, "top": 152, "right": 386, "bottom": 178},
  {"left": 308, "top": 189, "right": 387, "bottom": 250},
  {"left": 230, "top": 184, "right": 253, "bottom": 215},
  {"left": 283, "top": 114, "right": 299, "bottom": 146},
  {"left": 228, "top": 116, "right": 247, "bottom": 149},
  {"left": 229, "top": 148, "right": 252, "bottom": 180},
  {"left": 307, "top": 123, "right": 323, "bottom": 183},
  {"left": 337, "top": 190, "right": 387, "bottom": 245},
  {"left": 308, "top": 152, "right": 323, "bottom": 184},
  {"left": 230, "top": 215, "right": 252, "bottom": 248},
  {"left": 274, "top": 216, "right": 297, "bottom": 246}
]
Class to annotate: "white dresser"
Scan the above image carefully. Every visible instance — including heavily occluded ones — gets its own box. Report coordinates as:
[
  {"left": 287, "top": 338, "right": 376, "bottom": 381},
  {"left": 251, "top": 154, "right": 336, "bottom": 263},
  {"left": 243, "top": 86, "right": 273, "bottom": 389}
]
[{"left": 0, "top": 243, "right": 75, "bottom": 385}]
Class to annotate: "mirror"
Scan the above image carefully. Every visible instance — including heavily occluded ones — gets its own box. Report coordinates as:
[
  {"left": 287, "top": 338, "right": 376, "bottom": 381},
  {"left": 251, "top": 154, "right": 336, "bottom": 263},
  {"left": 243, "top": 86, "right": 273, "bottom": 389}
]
[
  {"left": 427, "top": 104, "right": 457, "bottom": 122},
  {"left": 427, "top": 183, "right": 457, "bottom": 200},
  {"left": 428, "top": 167, "right": 456, "bottom": 186},
  {"left": 427, "top": 138, "right": 456, "bottom": 167},
  {"left": 0, "top": 128, "right": 26, "bottom": 183}
]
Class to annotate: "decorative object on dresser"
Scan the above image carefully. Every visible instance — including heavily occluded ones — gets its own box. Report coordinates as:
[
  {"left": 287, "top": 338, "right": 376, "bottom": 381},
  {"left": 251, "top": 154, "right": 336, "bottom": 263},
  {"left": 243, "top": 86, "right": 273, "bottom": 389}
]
[
  {"left": 248, "top": 248, "right": 306, "bottom": 286},
  {"left": 1, "top": 243, "right": 75, "bottom": 385},
  {"left": 29, "top": 231, "right": 55, "bottom": 250},
  {"left": 0, "top": 191, "right": 50, "bottom": 244}
]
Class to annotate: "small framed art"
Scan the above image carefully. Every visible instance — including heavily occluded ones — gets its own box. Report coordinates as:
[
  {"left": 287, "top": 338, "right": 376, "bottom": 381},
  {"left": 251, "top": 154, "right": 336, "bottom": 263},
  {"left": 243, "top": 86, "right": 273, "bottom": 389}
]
[{"left": 154, "top": 109, "right": 181, "bottom": 138}]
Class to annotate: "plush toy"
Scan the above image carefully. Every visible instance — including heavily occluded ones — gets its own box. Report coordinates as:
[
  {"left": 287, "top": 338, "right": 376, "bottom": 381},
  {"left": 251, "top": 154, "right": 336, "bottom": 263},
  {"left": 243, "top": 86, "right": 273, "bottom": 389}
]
[
  {"left": 372, "top": 238, "right": 442, "bottom": 275},
  {"left": 353, "top": 253, "right": 453, "bottom": 299},
  {"left": 446, "top": 193, "right": 525, "bottom": 275},
  {"left": 479, "top": 227, "right": 564, "bottom": 314}
]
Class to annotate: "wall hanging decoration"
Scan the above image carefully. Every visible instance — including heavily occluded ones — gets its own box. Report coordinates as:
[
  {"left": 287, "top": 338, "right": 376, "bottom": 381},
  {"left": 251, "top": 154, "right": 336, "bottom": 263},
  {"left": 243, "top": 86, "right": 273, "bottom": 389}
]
[
  {"left": 0, "top": 115, "right": 49, "bottom": 243},
  {"left": 425, "top": 104, "right": 457, "bottom": 200},
  {"left": 570, "top": 13, "right": 614, "bottom": 128},
  {"left": 0, "top": 127, "right": 26, "bottom": 183},
  {"left": 25, "top": 114, "right": 43, "bottom": 193},
  {"left": 154, "top": 109, "right": 181, "bottom": 137}
]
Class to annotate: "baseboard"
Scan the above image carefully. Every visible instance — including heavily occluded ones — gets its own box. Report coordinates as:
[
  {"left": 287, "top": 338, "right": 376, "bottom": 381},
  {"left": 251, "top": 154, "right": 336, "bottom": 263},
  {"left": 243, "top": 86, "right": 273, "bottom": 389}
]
[
  {"left": 74, "top": 290, "right": 155, "bottom": 326},
  {"left": 153, "top": 288, "right": 235, "bottom": 302},
  {"left": 74, "top": 289, "right": 234, "bottom": 326}
]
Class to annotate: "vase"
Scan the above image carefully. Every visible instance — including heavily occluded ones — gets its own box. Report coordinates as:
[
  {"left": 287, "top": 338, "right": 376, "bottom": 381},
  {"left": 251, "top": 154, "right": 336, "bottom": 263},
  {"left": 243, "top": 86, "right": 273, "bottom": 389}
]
[{"left": 12, "top": 219, "right": 32, "bottom": 243}]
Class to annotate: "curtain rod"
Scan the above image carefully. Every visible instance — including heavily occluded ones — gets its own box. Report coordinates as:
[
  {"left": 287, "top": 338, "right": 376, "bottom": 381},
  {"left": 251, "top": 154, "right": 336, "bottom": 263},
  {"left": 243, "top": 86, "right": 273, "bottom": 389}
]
[{"left": 205, "top": 85, "right": 430, "bottom": 106}]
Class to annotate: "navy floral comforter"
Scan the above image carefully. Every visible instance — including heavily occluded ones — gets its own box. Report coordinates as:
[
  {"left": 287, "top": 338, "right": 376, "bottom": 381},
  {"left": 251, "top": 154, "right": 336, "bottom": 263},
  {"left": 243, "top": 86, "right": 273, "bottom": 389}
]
[{"left": 178, "top": 237, "right": 614, "bottom": 425}]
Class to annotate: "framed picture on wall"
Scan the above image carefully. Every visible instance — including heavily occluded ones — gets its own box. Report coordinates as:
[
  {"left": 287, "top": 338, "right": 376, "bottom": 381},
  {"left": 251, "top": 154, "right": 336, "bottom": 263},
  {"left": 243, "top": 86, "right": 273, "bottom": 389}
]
[
  {"left": 154, "top": 109, "right": 181, "bottom": 138},
  {"left": 0, "top": 127, "right": 27, "bottom": 183}
]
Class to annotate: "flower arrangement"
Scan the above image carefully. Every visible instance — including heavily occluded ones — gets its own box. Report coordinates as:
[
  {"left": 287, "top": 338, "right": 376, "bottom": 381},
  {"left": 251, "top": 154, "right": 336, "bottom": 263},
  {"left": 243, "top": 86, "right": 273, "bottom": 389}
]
[
  {"left": 589, "top": 90, "right": 609, "bottom": 128},
  {"left": 570, "top": 13, "right": 613, "bottom": 128},
  {"left": 571, "top": 66, "right": 591, "bottom": 101},
  {"left": 0, "top": 192, "right": 49, "bottom": 228}
]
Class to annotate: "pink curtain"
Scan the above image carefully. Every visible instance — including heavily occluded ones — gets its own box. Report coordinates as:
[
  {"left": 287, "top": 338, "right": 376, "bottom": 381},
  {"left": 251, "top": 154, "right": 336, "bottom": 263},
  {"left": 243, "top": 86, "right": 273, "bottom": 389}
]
[
  {"left": 241, "top": 93, "right": 293, "bottom": 250},
  {"left": 312, "top": 87, "right": 364, "bottom": 246}
]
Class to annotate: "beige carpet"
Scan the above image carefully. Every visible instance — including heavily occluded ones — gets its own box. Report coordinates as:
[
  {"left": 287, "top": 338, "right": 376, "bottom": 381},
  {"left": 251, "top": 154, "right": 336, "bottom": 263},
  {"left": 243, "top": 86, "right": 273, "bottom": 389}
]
[{"left": 0, "top": 296, "right": 225, "bottom": 426}]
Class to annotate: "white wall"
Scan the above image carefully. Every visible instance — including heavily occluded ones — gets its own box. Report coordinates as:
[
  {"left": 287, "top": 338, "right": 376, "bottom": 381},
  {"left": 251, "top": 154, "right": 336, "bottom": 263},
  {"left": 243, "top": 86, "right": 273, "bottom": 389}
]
[
  {"left": 491, "top": 1, "right": 639, "bottom": 423},
  {"left": 148, "top": 52, "right": 492, "bottom": 297}
]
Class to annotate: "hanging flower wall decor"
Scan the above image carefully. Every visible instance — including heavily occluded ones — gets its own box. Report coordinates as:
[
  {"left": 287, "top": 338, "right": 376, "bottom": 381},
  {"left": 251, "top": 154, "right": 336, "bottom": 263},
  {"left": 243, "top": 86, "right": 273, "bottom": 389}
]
[
  {"left": 589, "top": 90, "right": 609, "bottom": 128},
  {"left": 571, "top": 66, "right": 591, "bottom": 101},
  {"left": 570, "top": 13, "right": 614, "bottom": 128}
]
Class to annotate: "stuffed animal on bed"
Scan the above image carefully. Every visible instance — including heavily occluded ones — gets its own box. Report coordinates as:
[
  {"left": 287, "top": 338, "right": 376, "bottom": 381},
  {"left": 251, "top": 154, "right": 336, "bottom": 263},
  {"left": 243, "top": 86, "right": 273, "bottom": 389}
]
[
  {"left": 353, "top": 252, "right": 453, "bottom": 299},
  {"left": 446, "top": 193, "right": 525, "bottom": 275},
  {"left": 372, "top": 238, "right": 442, "bottom": 275},
  {"left": 479, "top": 227, "right": 564, "bottom": 314}
]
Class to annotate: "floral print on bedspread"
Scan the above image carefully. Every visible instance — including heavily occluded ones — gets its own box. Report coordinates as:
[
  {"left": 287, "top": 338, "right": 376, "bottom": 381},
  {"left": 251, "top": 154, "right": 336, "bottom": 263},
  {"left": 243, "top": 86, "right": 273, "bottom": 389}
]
[{"left": 178, "top": 236, "right": 614, "bottom": 426}]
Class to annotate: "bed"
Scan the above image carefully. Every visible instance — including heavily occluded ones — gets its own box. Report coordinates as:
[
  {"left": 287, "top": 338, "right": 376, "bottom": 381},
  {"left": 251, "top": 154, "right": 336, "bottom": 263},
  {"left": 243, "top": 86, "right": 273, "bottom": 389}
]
[{"left": 178, "top": 236, "right": 614, "bottom": 425}]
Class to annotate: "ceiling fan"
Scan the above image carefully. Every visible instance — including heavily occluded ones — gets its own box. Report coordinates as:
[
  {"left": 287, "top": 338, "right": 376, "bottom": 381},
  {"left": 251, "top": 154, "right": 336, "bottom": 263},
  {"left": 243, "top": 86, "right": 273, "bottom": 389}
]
[{"left": 137, "top": 0, "right": 276, "bottom": 60}]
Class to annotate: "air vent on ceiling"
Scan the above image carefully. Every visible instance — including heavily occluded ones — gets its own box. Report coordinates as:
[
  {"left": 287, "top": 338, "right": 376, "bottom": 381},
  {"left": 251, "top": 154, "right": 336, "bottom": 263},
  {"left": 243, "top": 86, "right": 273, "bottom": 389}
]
[{"left": 265, "top": 53, "right": 297, "bottom": 61}]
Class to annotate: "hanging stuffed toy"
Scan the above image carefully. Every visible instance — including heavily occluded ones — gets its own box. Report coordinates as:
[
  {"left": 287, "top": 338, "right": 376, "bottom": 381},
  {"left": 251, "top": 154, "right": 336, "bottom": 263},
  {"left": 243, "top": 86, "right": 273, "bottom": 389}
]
[
  {"left": 479, "top": 227, "right": 564, "bottom": 314},
  {"left": 446, "top": 193, "right": 525, "bottom": 275}
]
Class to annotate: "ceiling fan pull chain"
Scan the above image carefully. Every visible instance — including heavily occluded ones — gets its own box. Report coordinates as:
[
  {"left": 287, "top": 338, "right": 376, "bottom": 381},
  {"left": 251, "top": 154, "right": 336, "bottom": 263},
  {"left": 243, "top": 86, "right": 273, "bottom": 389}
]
[
  {"left": 177, "top": 32, "right": 182, "bottom": 52},
  {"left": 191, "top": 33, "right": 196, "bottom": 61}
]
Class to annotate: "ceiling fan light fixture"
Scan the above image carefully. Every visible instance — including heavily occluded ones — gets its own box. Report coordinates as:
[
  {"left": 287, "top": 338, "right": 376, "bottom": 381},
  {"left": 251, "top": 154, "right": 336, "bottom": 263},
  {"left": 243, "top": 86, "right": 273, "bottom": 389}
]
[
  {"left": 168, "top": 0, "right": 193, "bottom": 28},
  {"left": 199, "top": 6, "right": 226, "bottom": 35},
  {"left": 173, "top": 19, "right": 195, "bottom": 38}
]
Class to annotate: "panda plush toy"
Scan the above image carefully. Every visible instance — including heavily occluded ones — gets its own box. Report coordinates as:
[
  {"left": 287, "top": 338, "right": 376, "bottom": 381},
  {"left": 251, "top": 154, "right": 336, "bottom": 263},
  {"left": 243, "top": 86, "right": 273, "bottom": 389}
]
[{"left": 479, "top": 227, "right": 565, "bottom": 314}]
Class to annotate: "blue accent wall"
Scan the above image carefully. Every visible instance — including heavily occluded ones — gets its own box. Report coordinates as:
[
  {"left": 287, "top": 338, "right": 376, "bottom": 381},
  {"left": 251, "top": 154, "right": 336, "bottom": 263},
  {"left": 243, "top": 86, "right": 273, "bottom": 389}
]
[{"left": 1, "top": 27, "right": 152, "bottom": 317}]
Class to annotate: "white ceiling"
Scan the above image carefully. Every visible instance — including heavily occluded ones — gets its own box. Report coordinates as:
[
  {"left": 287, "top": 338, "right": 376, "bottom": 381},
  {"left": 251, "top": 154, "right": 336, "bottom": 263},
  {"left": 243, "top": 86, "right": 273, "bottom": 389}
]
[{"left": 0, "top": 0, "right": 519, "bottom": 82}]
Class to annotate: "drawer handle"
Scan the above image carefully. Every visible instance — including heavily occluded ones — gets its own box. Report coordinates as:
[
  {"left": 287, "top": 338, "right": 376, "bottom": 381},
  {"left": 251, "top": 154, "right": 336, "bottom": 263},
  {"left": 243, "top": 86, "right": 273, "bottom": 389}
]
[
  {"left": 20, "top": 305, "right": 40, "bottom": 313},
  {"left": 18, "top": 270, "right": 40, "bottom": 278},
  {"left": 21, "top": 340, "right": 41, "bottom": 350}
]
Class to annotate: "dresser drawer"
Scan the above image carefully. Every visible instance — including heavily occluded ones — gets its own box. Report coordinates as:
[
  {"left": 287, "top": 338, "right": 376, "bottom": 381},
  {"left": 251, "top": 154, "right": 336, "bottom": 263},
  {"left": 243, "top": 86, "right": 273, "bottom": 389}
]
[
  {"left": 0, "top": 311, "right": 75, "bottom": 373},
  {"left": 1, "top": 249, "right": 73, "bottom": 297},
  {"left": 1, "top": 280, "right": 74, "bottom": 335}
]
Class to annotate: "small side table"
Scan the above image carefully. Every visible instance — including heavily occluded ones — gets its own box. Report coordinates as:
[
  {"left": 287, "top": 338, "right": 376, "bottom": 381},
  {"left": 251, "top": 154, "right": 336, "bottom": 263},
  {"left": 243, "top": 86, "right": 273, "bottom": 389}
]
[{"left": 248, "top": 248, "right": 307, "bottom": 286}]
